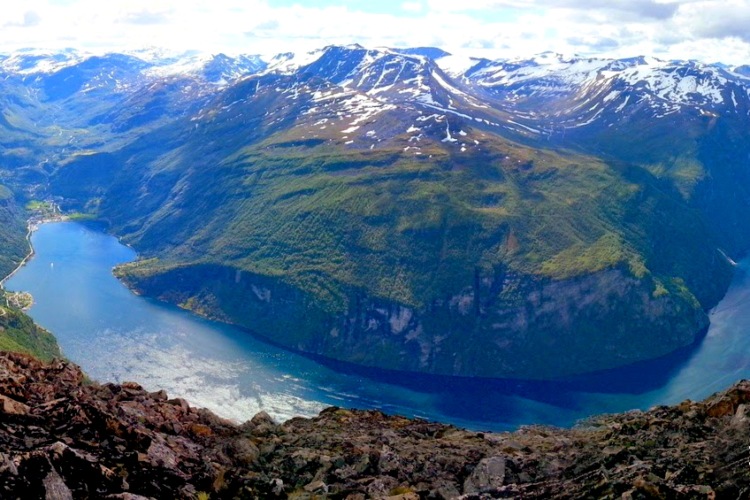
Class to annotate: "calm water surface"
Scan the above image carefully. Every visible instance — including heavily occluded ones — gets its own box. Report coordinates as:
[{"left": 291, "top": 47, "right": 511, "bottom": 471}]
[{"left": 6, "top": 222, "right": 750, "bottom": 431}]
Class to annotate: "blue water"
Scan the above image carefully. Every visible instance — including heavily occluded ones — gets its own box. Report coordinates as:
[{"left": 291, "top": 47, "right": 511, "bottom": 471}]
[{"left": 6, "top": 221, "right": 750, "bottom": 431}]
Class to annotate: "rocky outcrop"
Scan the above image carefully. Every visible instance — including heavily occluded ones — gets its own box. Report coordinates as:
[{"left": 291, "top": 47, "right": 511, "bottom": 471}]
[
  {"left": 120, "top": 263, "right": 709, "bottom": 379},
  {"left": 1, "top": 351, "right": 750, "bottom": 498}
]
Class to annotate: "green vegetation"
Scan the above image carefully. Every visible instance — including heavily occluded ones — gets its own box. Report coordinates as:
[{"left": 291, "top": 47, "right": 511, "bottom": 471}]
[
  {"left": 80, "top": 122, "right": 726, "bottom": 317},
  {"left": 0, "top": 299, "right": 61, "bottom": 361},
  {"left": 0, "top": 189, "right": 61, "bottom": 364},
  {"left": 25, "top": 200, "right": 51, "bottom": 211},
  {"left": 67, "top": 212, "right": 98, "bottom": 221},
  {"left": 51, "top": 97, "right": 736, "bottom": 377},
  {"left": 0, "top": 189, "right": 30, "bottom": 282}
]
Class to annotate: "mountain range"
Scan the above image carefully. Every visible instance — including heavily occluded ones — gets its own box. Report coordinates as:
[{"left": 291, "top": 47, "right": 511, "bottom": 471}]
[{"left": 2, "top": 44, "right": 750, "bottom": 379}]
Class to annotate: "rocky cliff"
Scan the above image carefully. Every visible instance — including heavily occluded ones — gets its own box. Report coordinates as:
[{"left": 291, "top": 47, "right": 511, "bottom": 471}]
[
  {"left": 118, "top": 263, "right": 709, "bottom": 379},
  {"left": 1, "top": 351, "right": 749, "bottom": 499}
]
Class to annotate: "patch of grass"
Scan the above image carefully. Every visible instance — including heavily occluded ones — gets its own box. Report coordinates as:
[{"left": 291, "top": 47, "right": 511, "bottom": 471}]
[
  {"left": 0, "top": 302, "right": 61, "bottom": 361},
  {"left": 67, "top": 212, "right": 98, "bottom": 221}
]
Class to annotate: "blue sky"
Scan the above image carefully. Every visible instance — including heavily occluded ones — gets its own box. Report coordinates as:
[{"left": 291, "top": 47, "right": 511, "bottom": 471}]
[{"left": 1, "top": 1, "right": 750, "bottom": 64}]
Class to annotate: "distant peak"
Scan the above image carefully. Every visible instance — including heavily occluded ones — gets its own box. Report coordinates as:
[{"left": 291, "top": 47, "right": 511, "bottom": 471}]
[{"left": 319, "top": 43, "right": 365, "bottom": 53}]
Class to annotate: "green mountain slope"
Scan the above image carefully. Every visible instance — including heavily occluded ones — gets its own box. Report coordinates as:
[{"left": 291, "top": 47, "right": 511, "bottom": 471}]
[
  {"left": 0, "top": 186, "right": 30, "bottom": 280},
  {"left": 50, "top": 71, "right": 735, "bottom": 378},
  {"left": 0, "top": 186, "right": 61, "bottom": 362},
  {"left": 0, "top": 300, "right": 61, "bottom": 361}
]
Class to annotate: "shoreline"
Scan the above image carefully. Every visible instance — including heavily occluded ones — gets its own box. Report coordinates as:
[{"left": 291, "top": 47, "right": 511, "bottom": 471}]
[
  {"left": 0, "top": 215, "right": 69, "bottom": 289},
  {"left": 8, "top": 219, "right": 747, "bottom": 433}
]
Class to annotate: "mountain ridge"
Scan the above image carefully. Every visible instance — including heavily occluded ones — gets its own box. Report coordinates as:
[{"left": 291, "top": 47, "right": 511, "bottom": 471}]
[{"left": 1, "top": 44, "right": 749, "bottom": 378}]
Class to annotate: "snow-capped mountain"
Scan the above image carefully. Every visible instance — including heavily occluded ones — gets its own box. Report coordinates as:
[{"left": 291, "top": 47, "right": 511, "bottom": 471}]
[
  {"left": 2, "top": 44, "right": 750, "bottom": 147},
  {"left": 143, "top": 53, "right": 266, "bottom": 84},
  {"left": 3, "top": 45, "right": 747, "bottom": 115},
  {"left": 452, "top": 52, "right": 750, "bottom": 136},
  {"left": 0, "top": 49, "right": 267, "bottom": 101},
  {"left": 0, "top": 48, "right": 86, "bottom": 75}
]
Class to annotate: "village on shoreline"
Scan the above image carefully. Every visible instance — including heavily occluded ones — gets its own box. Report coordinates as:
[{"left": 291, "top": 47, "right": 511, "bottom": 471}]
[{"left": 0, "top": 200, "right": 70, "bottom": 310}]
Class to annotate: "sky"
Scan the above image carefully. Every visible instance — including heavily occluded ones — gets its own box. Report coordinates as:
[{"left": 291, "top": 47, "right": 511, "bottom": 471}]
[{"left": 1, "top": 0, "right": 750, "bottom": 64}]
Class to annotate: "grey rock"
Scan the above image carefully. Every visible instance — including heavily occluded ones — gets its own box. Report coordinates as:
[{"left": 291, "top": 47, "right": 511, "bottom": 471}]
[
  {"left": 43, "top": 468, "right": 73, "bottom": 500},
  {"left": 463, "top": 456, "right": 506, "bottom": 494}
]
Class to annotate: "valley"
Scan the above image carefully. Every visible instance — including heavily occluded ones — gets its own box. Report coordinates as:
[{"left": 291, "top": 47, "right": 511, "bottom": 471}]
[
  {"left": 7, "top": 220, "right": 750, "bottom": 433},
  {"left": 1, "top": 44, "right": 750, "bottom": 383}
]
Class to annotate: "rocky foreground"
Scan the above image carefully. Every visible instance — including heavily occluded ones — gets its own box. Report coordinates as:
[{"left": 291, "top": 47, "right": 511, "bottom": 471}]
[{"left": 0, "top": 353, "right": 749, "bottom": 499}]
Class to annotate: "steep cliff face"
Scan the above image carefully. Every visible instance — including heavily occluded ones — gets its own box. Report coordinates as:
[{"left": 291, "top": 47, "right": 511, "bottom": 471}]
[
  {"left": 117, "top": 263, "right": 709, "bottom": 379},
  {"left": 1, "top": 351, "right": 749, "bottom": 499}
]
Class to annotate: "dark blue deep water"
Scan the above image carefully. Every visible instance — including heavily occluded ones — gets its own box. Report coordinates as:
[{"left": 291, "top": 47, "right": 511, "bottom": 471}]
[{"left": 6, "top": 221, "right": 750, "bottom": 431}]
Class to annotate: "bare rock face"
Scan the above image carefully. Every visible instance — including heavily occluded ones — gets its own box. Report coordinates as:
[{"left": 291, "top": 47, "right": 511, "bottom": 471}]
[
  {"left": 127, "top": 264, "right": 711, "bottom": 379},
  {"left": 0, "top": 351, "right": 749, "bottom": 498}
]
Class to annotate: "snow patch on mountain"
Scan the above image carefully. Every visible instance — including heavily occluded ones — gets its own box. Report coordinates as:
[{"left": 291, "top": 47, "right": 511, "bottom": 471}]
[
  {"left": 615, "top": 63, "right": 728, "bottom": 105},
  {"left": 0, "top": 49, "right": 87, "bottom": 75},
  {"left": 143, "top": 53, "right": 265, "bottom": 84},
  {"left": 265, "top": 49, "right": 326, "bottom": 75},
  {"left": 435, "top": 55, "right": 482, "bottom": 78}
]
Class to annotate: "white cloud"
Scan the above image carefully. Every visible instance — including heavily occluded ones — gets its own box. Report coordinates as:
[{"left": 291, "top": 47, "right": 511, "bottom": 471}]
[
  {"left": 0, "top": 0, "right": 748, "bottom": 64},
  {"left": 401, "top": 1, "right": 424, "bottom": 12}
]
